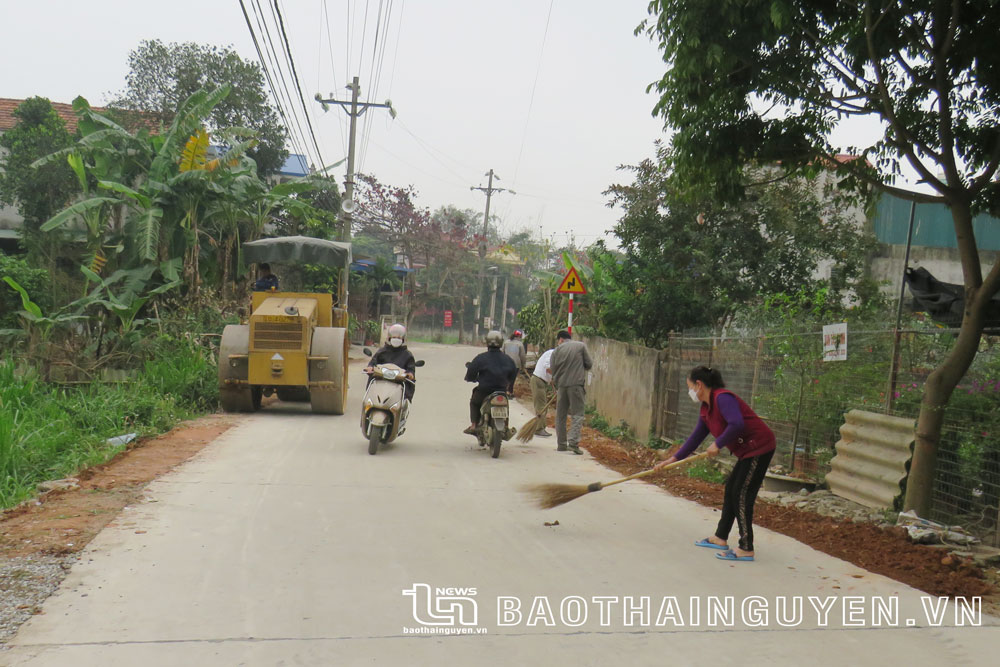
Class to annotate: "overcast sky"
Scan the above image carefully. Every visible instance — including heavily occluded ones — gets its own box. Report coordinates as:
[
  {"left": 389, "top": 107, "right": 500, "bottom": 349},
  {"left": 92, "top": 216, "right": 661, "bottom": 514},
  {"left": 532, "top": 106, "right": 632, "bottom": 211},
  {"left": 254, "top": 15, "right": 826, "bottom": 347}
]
[{"left": 1, "top": 0, "right": 676, "bottom": 247}]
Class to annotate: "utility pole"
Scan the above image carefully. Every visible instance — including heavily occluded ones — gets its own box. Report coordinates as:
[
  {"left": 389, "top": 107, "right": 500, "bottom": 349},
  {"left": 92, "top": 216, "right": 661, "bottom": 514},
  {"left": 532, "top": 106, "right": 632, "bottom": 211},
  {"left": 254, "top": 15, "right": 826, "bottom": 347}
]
[
  {"left": 470, "top": 169, "right": 513, "bottom": 338},
  {"left": 500, "top": 275, "right": 509, "bottom": 331},
  {"left": 488, "top": 271, "right": 499, "bottom": 331},
  {"left": 315, "top": 77, "right": 396, "bottom": 240}
]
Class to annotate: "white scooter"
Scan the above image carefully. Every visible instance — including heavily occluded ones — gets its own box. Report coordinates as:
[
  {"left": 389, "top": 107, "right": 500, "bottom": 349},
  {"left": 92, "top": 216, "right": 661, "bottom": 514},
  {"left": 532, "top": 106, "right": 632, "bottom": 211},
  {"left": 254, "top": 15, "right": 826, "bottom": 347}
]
[{"left": 361, "top": 350, "right": 425, "bottom": 455}]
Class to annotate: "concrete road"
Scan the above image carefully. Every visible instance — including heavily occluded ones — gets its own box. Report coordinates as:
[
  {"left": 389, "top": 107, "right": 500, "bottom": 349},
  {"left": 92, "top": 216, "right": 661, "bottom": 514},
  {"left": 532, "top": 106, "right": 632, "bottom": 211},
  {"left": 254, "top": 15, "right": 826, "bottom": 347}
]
[{"left": 4, "top": 343, "right": 997, "bottom": 666}]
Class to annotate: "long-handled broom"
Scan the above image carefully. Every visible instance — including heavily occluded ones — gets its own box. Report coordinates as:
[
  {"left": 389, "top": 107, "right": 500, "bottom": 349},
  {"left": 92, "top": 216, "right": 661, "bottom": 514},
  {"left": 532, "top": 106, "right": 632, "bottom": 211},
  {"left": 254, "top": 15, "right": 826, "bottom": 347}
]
[
  {"left": 524, "top": 451, "right": 712, "bottom": 509},
  {"left": 516, "top": 393, "right": 558, "bottom": 443}
]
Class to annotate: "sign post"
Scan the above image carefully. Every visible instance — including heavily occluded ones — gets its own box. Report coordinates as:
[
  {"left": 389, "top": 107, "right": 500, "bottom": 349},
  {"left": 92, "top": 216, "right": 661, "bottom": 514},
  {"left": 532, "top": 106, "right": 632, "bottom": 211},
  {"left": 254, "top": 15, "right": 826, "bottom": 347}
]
[
  {"left": 443, "top": 310, "right": 453, "bottom": 328},
  {"left": 556, "top": 267, "right": 587, "bottom": 334}
]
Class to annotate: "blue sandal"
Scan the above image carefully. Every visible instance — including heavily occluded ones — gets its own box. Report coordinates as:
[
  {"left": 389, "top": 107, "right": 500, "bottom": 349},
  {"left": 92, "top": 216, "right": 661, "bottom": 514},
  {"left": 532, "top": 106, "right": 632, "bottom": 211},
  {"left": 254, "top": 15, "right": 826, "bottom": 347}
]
[
  {"left": 694, "top": 538, "right": 729, "bottom": 550},
  {"left": 716, "top": 549, "right": 754, "bottom": 562}
]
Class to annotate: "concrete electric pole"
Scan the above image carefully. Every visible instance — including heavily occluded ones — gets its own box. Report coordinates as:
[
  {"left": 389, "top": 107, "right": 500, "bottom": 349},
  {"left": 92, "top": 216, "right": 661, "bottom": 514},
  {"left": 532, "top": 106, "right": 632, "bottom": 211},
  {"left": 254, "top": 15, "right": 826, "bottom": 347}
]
[
  {"left": 470, "top": 169, "right": 513, "bottom": 339},
  {"left": 315, "top": 77, "right": 396, "bottom": 241}
]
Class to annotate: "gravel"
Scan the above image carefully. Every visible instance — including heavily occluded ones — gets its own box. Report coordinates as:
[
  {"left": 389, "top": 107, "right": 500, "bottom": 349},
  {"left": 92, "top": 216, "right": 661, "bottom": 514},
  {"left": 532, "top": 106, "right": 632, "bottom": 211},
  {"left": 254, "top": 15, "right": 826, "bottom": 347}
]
[{"left": 0, "top": 555, "right": 77, "bottom": 644}]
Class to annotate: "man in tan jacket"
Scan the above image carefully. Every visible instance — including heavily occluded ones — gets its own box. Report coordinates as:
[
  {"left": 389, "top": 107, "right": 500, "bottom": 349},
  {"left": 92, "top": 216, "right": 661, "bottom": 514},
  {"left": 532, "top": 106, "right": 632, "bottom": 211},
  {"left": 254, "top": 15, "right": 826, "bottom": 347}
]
[{"left": 549, "top": 330, "right": 592, "bottom": 454}]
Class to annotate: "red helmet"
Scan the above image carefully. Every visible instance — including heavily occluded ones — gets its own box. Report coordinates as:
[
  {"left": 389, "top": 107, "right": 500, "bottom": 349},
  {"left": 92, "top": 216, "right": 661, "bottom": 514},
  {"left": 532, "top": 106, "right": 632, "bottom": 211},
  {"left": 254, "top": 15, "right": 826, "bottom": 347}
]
[{"left": 513, "top": 330, "right": 523, "bottom": 338}]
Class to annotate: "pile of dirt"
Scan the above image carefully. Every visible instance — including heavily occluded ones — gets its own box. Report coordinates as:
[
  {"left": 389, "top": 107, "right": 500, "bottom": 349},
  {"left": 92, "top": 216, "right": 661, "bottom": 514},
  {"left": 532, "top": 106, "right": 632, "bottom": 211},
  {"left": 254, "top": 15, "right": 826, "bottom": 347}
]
[{"left": 562, "top": 415, "right": 997, "bottom": 601}]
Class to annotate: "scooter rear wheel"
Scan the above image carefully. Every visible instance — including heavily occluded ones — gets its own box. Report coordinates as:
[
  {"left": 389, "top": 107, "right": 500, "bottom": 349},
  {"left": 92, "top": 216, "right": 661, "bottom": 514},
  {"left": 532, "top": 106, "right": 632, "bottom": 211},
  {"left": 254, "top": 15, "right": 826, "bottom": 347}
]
[
  {"left": 490, "top": 422, "right": 503, "bottom": 458},
  {"left": 368, "top": 425, "right": 381, "bottom": 455}
]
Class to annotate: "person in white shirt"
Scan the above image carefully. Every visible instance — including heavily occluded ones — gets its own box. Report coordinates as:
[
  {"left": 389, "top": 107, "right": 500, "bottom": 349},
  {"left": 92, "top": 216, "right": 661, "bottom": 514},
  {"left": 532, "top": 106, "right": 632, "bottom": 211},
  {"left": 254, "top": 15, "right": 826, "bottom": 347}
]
[{"left": 529, "top": 347, "right": 555, "bottom": 437}]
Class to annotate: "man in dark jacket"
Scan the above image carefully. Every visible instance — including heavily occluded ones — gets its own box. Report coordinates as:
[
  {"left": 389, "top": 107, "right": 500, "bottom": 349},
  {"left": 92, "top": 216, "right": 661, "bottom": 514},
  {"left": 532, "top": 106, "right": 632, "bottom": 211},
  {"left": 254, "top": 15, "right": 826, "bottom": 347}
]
[
  {"left": 365, "top": 323, "right": 417, "bottom": 401},
  {"left": 463, "top": 330, "right": 518, "bottom": 435}
]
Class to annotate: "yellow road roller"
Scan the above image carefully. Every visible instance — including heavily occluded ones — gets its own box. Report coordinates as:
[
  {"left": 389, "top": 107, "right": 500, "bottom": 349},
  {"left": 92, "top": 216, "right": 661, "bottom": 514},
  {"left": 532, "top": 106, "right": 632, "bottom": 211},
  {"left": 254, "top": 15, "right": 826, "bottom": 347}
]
[{"left": 219, "top": 236, "right": 352, "bottom": 415}]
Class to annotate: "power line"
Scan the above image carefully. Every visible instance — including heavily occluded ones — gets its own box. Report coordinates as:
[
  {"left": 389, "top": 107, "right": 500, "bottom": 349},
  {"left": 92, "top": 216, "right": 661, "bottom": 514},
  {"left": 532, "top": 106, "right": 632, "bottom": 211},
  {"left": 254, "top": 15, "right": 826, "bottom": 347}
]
[
  {"left": 358, "top": 0, "right": 395, "bottom": 175},
  {"left": 386, "top": 0, "right": 405, "bottom": 99},
  {"left": 502, "top": 0, "right": 555, "bottom": 224},
  {"left": 249, "top": 0, "right": 312, "bottom": 163},
  {"left": 346, "top": 0, "right": 352, "bottom": 79},
  {"left": 358, "top": 0, "right": 384, "bottom": 173},
  {"left": 272, "top": 0, "right": 327, "bottom": 171},
  {"left": 358, "top": 0, "right": 371, "bottom": 75},
  {"left": 238, "top": 0, "right": 309, "bottom": 164},
  {"left": 394, "top": 119, "right": 472, "bottom": 183},
  {"left": 322, "top": 0, "right": 347, "bottom": 156}
]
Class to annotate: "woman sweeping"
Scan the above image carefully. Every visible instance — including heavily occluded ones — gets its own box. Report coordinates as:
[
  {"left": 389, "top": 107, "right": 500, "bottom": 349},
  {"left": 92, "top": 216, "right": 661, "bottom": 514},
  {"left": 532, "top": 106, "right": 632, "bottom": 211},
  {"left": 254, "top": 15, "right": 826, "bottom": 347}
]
[{"left": 654, "top": 366, "right": 776, "bottom": 562}]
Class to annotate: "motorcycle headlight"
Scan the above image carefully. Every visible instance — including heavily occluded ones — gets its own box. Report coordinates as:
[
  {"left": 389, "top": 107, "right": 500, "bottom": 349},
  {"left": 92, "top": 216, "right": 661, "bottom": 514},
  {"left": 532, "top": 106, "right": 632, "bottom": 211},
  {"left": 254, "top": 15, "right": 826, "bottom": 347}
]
[{"left": 382, "top": 369, "right": 399, "bottom": 380}]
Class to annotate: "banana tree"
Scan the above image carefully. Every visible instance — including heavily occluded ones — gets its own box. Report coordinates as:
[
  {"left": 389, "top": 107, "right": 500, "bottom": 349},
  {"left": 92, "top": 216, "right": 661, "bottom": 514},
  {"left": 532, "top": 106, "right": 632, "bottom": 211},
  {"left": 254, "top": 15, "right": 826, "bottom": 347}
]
[
  {"left": 79, "top": 262, "right": 181, "bottom": 344},
  {"left": 33, "top": 98, "right": 147, "bottom": 285},
  {"left": 35, "top": 87, "right": 237, "bottom": 289},
  {"left": 2, "top": 277, "right": 89, "bottom": 375}
]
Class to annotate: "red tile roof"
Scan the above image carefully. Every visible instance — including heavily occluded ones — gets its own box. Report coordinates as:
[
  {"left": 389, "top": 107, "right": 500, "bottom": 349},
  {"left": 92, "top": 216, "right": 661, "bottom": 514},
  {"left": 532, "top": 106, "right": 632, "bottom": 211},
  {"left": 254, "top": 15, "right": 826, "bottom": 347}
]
[{"left": 0, "top": 97, "right": 107, "bottom": 133}]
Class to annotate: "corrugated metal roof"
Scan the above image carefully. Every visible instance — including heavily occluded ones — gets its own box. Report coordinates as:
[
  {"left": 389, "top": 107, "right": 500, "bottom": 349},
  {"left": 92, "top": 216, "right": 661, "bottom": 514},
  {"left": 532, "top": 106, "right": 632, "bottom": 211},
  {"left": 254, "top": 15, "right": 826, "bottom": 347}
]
[{"left": 873, "top": 193, "right": 1000, "bottom": 251}]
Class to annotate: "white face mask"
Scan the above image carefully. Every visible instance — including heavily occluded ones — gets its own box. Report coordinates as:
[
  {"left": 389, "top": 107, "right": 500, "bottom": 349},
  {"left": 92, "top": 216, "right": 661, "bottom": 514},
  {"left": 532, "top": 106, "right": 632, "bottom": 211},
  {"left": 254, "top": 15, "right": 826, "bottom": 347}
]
[
  {"left": 389, "top": 337, "right": 403, "bottom": 348},
  {"left": 688, "top": 388, "right": 701, "bottom": 403}
]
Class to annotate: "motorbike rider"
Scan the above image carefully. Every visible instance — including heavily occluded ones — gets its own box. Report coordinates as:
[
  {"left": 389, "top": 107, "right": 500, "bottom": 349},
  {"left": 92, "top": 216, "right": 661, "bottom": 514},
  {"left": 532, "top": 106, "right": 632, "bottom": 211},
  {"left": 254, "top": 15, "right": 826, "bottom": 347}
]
[
  {"left": 364, "top": 323, "right": 417, "bottom": 403},
  {"left": 463, "top": 330, "right": 518, "bottom": 435}
]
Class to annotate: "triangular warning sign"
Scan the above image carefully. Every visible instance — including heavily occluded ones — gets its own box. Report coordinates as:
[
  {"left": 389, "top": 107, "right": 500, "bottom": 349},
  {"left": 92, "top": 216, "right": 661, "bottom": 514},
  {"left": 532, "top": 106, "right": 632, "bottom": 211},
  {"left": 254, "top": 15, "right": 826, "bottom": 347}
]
[{"left": 557, "top": 267, "right": 587, "bottom": 295}]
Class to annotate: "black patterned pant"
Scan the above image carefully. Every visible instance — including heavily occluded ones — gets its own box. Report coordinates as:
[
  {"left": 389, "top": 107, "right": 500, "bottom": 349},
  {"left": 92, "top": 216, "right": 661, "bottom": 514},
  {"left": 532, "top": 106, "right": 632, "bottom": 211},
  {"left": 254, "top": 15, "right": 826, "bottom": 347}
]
[{"left": 715, "top": 449, "right": 774, "bottom": 552}]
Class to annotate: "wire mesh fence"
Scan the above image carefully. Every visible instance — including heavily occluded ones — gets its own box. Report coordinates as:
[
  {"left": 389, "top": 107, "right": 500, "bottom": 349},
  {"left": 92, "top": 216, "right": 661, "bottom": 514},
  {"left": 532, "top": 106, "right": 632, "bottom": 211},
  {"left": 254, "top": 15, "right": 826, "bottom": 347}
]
[{"left": 657, "top": 329, "right": 1000, "bottom": 543}]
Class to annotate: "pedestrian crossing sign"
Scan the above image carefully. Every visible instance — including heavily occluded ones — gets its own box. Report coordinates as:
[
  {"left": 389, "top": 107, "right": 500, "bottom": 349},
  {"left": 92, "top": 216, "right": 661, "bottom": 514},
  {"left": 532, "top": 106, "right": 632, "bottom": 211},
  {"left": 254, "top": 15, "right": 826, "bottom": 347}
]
[{"left": 557, "top": 267, "right": 587, "bottom": 295}]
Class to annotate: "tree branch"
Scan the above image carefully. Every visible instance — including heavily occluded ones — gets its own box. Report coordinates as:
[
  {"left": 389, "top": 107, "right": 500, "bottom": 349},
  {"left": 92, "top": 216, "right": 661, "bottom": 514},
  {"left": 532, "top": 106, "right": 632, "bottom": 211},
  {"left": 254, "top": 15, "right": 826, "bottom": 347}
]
[
  {"left": 864, "top": 2, "right": 947, "bottom": 192},
  {"left": 971, "top": 138, "right": 1000, "bottom": 192},
  {"left": 932, "top": 0, "right": 962, "bottom": 187}
]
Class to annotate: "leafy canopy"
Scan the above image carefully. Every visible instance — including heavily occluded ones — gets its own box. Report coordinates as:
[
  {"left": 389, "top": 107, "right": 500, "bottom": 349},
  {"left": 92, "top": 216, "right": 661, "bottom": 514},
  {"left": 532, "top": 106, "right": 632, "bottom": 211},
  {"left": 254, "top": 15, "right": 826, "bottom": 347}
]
[
  {"left": 108, "top": 39, "right": 288, "bottom": 176},
  {"left": 602, "top": 143, "right": 879, "bottom": 345},
  {"left": 0, "top": 97, "right": 77, "bottom": 233},
  {"left": 642, "top": 0, "right": 1000, "bottom": 212}
]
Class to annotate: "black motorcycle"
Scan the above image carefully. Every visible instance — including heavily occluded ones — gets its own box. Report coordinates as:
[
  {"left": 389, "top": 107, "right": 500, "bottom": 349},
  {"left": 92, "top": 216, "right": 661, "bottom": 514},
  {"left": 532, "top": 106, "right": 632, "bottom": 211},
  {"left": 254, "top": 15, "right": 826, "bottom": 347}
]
[{"left": 476, "top": 390, "right": 516, "bottom": 458}]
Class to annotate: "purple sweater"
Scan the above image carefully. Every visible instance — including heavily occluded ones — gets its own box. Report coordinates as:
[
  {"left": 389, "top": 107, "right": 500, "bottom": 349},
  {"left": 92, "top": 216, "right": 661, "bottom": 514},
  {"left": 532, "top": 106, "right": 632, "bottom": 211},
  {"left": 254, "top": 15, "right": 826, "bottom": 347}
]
[{"left": 673, "top": 393, "right": 744, "bottom": 460}]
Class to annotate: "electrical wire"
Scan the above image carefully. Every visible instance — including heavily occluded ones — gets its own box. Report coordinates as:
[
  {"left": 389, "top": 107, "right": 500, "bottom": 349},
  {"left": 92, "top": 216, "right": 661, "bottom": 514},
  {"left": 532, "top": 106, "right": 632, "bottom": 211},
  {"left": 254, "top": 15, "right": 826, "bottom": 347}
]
[
  {"left": 394, "top": 119, "right": 472, "bottom": 183},
  {"left": 249, "top": 0, "right": 312, "bottom": 163},
  {"left": 501, "top": 0, "right": 555, "bottom": 226},
  {"left": 386, "top": 0, "right": 405, "bottom": 100},
  {"left": 238, "top": 0, "right": 309, "bottom": 165},
  {"left": 273, "top": 0, "right": 327, "bottom": 171},
  {"left": 322, "top": 0, "right": 348, "bottom": 156},
  {"left": 358, "top": 0, "right": 394, "bottom": 174}
]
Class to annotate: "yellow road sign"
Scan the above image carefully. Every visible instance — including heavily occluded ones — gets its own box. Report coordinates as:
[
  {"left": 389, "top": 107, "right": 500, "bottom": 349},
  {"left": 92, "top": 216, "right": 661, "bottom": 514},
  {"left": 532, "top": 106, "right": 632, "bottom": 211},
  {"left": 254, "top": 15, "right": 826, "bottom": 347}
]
[{"left": 557, "top": 267, "right": 587, "bottom": 295}]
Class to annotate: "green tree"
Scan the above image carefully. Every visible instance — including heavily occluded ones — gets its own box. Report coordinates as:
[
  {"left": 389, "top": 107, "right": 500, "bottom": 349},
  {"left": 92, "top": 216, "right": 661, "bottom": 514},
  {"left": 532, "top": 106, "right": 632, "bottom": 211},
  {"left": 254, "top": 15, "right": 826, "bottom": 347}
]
[
  {"left": 0, "top": 97, "right": 78, "bottom": 266},
  {"left": 642, "top": 0, "right": 1000, "bottom": 516},
  {"left": 108, "top": 39, "right": 288, "bottom": 176},
  {"left": 602, "top": 144, "right": 877, "bottom": 345}
]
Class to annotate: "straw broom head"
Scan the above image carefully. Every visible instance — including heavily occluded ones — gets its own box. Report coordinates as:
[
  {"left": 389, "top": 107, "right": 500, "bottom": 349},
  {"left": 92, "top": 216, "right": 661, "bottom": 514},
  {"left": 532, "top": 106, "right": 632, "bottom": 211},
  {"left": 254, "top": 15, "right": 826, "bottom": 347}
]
[
  {"left": 516, "top": 393, "right": 556, "bottom": 443},
  {"left": 522, "top": 481, "right": 603, "bottom": 509},
  {"left": 516, "top": 414, "right": 545, "bottom": 442},
  {"left": 522, "top": 451, "right": 711, "bottom": 509}
]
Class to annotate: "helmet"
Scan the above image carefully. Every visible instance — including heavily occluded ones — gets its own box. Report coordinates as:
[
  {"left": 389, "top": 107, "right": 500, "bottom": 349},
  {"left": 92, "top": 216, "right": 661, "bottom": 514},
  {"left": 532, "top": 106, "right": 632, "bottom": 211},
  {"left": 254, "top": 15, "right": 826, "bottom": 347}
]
[
  {"left": 485, "top": 330, "right": 503, "bottom": 348},
  {"left": 513, "top": 330, "right": 523, "bottom": 339},
  {"left": 388, "top": 323, "right": 406, "bottom": 348}
]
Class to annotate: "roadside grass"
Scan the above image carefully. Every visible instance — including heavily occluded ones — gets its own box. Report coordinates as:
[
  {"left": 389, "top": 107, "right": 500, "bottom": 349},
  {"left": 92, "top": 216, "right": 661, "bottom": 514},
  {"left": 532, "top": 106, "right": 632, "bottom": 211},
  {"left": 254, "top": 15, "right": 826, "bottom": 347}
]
[{"left": 0, "top": 337, "right": 217, "bottom": 509}]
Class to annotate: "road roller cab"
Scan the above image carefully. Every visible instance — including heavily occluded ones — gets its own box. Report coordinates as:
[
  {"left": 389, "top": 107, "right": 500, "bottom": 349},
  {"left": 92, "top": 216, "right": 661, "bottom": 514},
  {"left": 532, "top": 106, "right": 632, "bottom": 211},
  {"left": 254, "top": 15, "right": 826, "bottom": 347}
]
[{"left": 219, "top": 236, "right": 352, "bottom": 415}]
